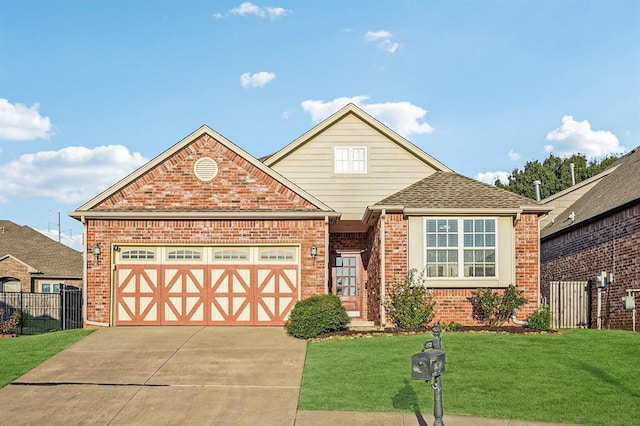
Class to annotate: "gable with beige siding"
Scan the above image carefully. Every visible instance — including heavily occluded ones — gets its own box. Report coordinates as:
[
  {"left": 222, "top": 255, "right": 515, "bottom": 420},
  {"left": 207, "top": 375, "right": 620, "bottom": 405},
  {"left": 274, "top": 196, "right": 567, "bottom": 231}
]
[{"left": 270, "top": 113, "right": 442, "bottom": 220}]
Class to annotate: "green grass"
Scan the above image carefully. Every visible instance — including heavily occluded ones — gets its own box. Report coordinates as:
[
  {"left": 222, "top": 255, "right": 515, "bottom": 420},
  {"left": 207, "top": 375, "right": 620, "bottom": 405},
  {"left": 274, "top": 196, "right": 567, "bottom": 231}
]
[
  {"left": 0, "top": 329, "right": 93, "bottom": 388},
  {"left": 299, "top": 329, "right": 640, "bottom": 425}
]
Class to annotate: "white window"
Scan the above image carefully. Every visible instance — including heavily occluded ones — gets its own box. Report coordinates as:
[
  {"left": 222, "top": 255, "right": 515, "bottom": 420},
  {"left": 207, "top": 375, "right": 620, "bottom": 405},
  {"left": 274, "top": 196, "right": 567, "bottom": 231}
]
[
  {"left": 121, "top": 249, "right": 155, "bottom": 260},
  {"left": 425, "top": 218, "right": 496, "bottom": 278},
  {"left": 41, "top": 283, "right": 61, "bottom": 293},
  {"left": 334, "top": 147, "right": 367, "bottom": 174},
  {"left": 167, "top": 249, "right": 202, "bottom": 260}
]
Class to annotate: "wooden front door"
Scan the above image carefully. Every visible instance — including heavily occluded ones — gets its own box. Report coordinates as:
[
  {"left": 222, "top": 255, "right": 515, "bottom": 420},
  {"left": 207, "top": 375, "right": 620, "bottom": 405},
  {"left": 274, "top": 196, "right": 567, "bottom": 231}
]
[{"left": 332, "top": 253, "right": 363, "bottom": 318}]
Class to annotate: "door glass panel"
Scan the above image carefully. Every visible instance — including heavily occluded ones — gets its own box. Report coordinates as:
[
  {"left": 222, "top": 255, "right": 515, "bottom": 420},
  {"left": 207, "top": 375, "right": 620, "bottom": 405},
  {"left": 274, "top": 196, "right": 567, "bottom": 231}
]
[{"left": 335, "top": 256, "right": 358, "bottom": 297}]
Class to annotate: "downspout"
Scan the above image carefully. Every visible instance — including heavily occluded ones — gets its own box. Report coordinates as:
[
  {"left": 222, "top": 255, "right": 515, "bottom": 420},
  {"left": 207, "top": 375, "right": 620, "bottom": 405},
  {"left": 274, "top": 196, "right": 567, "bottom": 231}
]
[
  {"left": 324, "top": 215, "right": 329, "bottom": 294},
  {"left": 380, "top": 209, "right": 386, "bottom": 327}
]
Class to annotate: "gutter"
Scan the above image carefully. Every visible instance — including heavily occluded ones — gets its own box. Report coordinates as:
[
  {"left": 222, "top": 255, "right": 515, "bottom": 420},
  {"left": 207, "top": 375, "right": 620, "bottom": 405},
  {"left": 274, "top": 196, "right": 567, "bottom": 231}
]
[{"left": 380, "top": 209, "right": 386, "bottom": 327}]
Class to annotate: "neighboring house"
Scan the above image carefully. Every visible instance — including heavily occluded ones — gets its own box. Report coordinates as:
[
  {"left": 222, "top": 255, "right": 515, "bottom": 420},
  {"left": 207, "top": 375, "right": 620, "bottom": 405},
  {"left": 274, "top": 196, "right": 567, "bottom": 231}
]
[
  {"left": 540, "top": 147, "right": 640, "bottom": 330},
  {"left": 0, "top": 220, "right": 83, "bottom": 293},
  {"left": 69, "top": 104, "right": 547, "bottom": 327}
]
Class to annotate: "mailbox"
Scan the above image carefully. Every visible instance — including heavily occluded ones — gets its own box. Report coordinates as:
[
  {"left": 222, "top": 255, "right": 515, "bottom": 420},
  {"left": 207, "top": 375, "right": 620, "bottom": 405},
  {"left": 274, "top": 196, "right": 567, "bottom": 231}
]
[{"left": 412, "top": 349, "right": 445, "bottom": 381}]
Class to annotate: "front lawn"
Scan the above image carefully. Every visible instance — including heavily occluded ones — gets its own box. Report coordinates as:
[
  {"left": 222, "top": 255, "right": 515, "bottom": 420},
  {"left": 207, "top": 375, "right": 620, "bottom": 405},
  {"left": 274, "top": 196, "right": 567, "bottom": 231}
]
[
  {"left": 299, "top": 329, "right": 640, "bottom": 425},
  {"left": 0, "top": 329, "right": 93, "bottom": 388}
]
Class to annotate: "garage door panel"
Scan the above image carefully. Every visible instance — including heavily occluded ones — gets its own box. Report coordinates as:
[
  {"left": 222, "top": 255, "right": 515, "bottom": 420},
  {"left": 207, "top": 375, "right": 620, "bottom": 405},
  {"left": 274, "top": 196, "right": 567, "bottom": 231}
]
[
  {"left": 115, "top": 266, "right": 162, "bottom": 325},
  {"left": 162, "top": 267, "right": 207, "bottom": 325},
  {"left": 209, "top": 267, "right": 251, "bottom": 325}
]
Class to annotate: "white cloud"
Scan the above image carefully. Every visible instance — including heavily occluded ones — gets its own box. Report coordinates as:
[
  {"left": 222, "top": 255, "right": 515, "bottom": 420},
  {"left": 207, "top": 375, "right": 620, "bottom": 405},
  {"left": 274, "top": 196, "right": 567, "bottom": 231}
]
[
  {"left": 508, "top": 149, "right": 521, "bottom": 161},
  {"left": 364, "top": 30, "right": 401, "bottom": 53},
  {"left": 0, "top": 145, "right": 147, "bottom": 204},
  {"left": 475, "top": 171, "right": 510, "bottom": 186},
  {"left": 223, "top": 2, "right": 291, "bottom": 19},
  {"left": 365, "top": 30, "right": 393, "bottom": 41},
  {"left": 301, "top": 96, "right": 434, "bottom": 137},
  {"left": 0, "top": 98, "right": 52, "bottom": 141},
  {"left": 240, "top": 71, "right": 276, "bottom": 88},
  {"left": 545, "top": 115, "right": 624, "bottom": 158}
]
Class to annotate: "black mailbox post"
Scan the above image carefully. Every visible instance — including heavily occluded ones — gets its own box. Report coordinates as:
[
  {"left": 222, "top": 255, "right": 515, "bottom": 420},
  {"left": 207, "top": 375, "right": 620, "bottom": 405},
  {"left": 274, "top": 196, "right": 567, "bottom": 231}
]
[{"left": 412, "top": 322, "right": 445, "bottom": 426}]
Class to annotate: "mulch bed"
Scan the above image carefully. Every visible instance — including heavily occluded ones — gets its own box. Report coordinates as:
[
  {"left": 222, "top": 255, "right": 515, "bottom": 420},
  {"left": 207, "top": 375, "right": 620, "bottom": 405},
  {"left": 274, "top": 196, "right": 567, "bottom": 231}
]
[{"left": 312, "top": 325, "right": 558, "bottom": 341}]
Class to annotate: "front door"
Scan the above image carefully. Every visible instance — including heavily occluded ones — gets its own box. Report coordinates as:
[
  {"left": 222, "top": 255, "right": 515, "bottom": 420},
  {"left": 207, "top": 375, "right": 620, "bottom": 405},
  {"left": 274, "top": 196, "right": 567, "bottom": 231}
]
[{"left": 332, "top": 253, "right": 363, "bottom": 318}]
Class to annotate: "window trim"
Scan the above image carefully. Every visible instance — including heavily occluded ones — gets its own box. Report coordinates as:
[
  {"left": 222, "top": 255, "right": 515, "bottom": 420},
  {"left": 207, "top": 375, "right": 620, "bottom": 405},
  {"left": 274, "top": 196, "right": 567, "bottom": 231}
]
[
  {"left": 334, "top": 146, "right": 367, "bottom": 174},
  {"left": 424, "top": 217, "right": 498, "bottom": 279}
]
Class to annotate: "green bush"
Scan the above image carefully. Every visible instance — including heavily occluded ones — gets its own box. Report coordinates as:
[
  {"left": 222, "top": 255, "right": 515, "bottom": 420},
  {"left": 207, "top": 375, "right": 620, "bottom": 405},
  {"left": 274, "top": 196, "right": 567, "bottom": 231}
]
[
  {"left": 385, "top": 269, "right": 436, "bottom": 329},
  {"left": 440, "top": 321, "right": 463, "bottom": 332},
  {"left": 528, "top": 305, "right": 552, "bottom": 331},
  {"left": 470, "top": 284, "right": 528, "bottom": 326},
  {"left": 285, "top": 294, "right": 350, "bottom": 339}
]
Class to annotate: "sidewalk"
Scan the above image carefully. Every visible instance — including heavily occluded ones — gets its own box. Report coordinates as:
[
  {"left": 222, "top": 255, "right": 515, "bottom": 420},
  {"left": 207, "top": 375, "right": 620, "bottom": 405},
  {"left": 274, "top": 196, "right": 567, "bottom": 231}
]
[{"left": 295, "top": 410, "right": 580, "bottom": 426}]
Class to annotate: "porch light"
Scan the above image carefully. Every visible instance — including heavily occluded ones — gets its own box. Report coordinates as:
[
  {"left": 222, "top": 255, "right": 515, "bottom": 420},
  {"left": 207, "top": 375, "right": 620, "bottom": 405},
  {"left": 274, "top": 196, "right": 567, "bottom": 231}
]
[
  {"left": 93, "top": 243, "right": 101, "bottom": 264},
  {"left": 310, "top": 244, "right": 317, "bottom": 260}
]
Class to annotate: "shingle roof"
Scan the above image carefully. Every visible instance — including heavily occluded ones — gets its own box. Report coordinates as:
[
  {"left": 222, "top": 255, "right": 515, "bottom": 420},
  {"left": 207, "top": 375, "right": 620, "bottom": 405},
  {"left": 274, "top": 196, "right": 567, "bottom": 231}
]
[
  {"left": 0, "top": 220, "right": 82, "bottom": 277},
  {"left": 376, "top": 171, "right": 538, "bottom": 209},
  {"left": 541, "top": 146, "right": 640, "bottom": 238}
]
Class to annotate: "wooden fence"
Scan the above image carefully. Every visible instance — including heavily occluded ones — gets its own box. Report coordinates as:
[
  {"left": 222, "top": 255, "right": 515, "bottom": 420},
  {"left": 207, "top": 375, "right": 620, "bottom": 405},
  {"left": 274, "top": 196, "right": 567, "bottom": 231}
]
[{"left": 549, "top": 281, "right": 590, "bottom": 328}]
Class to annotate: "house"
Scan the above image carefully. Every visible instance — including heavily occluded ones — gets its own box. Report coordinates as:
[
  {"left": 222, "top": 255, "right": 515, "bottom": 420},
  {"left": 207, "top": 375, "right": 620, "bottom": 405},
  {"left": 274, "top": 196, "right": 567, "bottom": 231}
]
[
  {"left": 0, "top": 220, "right": 83, "bottom": 293},
  {"left": 69, "top": 104, "right": 548, "bottom": 327},
  {"left": 540, "top": 147, "right": 640, "bottom": 330}
]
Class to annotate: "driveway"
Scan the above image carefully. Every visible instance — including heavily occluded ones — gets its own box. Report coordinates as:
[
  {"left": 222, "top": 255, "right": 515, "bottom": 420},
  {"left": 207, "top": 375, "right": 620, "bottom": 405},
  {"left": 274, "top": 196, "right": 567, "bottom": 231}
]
[{"left": 0, "top": 327, "right": 306, "bottom": 425}]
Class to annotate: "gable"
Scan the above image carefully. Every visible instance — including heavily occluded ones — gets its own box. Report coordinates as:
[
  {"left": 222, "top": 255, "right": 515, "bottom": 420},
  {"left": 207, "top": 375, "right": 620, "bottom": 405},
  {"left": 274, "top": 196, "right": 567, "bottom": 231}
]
[
  {"left": 265, "top": 105, "right": 452, "bottom": 220},
  {"left": 94, "top": 133, "right": 319, "bottom": 212},
  {"left": 72, "top": 126, "right": 336, "bottom": 219}
]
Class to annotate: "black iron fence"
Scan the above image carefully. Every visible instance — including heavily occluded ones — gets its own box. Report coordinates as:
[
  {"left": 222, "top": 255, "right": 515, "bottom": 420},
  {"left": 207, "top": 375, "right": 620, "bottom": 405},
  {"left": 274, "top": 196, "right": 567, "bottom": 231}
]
[{"left": 0, "top": 285, "right": 83, "bottom": 334}]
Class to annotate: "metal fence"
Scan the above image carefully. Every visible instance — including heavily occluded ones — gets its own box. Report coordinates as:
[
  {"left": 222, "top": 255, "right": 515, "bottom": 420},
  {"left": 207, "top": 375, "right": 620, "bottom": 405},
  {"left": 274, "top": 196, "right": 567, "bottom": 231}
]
[
  {"left": 549, "top": 281, "right": 590, "bottom": 328},
  {"left": 0, "top": 285, "right": 83, "bottom": 334}
]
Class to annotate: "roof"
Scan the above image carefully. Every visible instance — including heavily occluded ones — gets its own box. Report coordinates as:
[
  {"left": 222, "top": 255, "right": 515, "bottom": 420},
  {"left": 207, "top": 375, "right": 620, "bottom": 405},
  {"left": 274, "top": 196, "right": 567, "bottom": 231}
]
[
  {"left": 541, "top": 146, "right": 640, "bottom": 239},
  {"left": 71, "top": 125, "right": 335, "bottom": 215},
  {"left": 0, "top": 220, "right": 82, "bottom": 278},
  {"left": 262, "top": 103, "right": 453, "bottom": 172},
  {"left": 374, "top": 171, "right": 545, "bottom": 212}
]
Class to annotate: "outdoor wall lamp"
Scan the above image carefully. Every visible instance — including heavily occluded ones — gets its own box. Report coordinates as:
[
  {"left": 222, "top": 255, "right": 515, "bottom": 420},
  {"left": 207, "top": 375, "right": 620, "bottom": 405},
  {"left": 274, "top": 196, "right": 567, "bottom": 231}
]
[
  {"left": 310, "top": 244, "right": 317, "bottom": 261},
  {"left": 92, "top": 243, "right": 101, "bottom": 264}
]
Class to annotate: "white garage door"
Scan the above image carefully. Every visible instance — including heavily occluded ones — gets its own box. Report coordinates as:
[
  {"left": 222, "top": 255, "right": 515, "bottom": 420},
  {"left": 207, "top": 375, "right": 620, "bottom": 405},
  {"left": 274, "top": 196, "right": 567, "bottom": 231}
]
[{"left": 113, "top": 245, "right": 299, "bottom": 326}]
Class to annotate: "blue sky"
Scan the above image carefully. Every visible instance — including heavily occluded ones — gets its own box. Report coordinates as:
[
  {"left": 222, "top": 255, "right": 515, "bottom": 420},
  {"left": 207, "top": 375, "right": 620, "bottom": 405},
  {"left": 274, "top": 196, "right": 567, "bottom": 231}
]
[{"left": 1, "top": 0, "right": 638, "bottom": 251}]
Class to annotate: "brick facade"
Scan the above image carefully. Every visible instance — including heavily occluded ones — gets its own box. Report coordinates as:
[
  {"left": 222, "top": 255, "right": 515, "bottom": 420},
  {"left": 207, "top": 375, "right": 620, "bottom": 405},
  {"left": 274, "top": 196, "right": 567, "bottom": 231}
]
[
  {"left": 97, "top": 134, "right": 317, "bottom": 212},
  {"left": 374, "top": 213, "right": 540, "bottom": 326},
  {"left": 0, "top": 257, "right": 31, "bottom": 292},
  {"left": 541, "top": 204, "right": 640, "bottom": 330},
  {"left": 86, "top": 218, "right": 326, "bottom": 324}
]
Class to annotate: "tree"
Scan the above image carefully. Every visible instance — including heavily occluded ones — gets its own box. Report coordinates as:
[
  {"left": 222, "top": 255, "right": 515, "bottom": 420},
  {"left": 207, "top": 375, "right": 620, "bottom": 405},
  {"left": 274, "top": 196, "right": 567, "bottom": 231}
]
[{"left": 495, "top": 153, "right": 619, "bottom": 200}]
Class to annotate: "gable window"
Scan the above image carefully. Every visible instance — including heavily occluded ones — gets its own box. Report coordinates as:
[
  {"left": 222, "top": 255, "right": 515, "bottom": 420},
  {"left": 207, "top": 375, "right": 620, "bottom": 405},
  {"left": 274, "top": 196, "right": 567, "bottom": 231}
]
[
  {"left": 425, "top": 218, "right": 496, "bottom": 278},
  {"left": 334, "top": 147, "right": 367, "bottom": 174}
]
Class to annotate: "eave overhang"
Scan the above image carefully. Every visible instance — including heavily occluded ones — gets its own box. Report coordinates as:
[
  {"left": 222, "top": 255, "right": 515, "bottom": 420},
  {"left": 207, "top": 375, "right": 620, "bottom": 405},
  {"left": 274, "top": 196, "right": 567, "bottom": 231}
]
[{"left": 68, "top": 210, "right": 342, "bottom": 221}]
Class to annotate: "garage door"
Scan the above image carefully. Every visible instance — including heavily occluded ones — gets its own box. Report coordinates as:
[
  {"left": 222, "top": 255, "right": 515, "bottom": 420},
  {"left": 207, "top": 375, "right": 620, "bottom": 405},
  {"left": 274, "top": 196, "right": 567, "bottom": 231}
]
[{"left": 113, "top": 245, "right": 299, "bottom": 326}]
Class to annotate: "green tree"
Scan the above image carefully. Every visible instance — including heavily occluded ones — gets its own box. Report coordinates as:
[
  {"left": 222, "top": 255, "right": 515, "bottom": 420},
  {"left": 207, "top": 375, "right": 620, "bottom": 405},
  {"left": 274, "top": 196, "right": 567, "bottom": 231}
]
[{"left": 495, "top": 153, "right": 619, "bottom": 199}]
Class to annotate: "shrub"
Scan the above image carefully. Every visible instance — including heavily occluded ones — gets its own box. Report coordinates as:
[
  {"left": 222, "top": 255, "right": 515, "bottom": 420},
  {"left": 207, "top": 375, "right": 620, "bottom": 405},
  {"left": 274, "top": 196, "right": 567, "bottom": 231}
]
[
  {"left": 0, "top": 309, "right": 20, "bottom": 335},
  {"left": 528, "top": 305, "right": 552, "bottom": 331},
  {"left": 385, "top": 269, "right": 436, "bottom": 330},
  {"left": 285, "top": 294, "right": 350, "bottom": 339},
  {"left": 470, "top": 285, "right": 528, "bottom": 326}
]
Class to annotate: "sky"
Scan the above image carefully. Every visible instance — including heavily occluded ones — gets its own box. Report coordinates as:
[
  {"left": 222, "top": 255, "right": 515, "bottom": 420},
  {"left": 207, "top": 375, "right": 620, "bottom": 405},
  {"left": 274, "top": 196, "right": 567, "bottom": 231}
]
[{"left": 1, "top": 0, "right": 638, "bottom": 251}]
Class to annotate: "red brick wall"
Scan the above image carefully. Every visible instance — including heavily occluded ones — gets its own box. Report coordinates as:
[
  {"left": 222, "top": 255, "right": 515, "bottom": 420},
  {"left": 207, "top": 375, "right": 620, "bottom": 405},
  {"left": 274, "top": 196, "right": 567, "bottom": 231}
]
[
  {"left": 379, "top": 213, "right": 540, "bottom": 326},
  {"left": 97, "top": 133, "right": 317, "bottom": 211},
  {"left": 0, "top": 257, "right": 31, "bottom": 292},
  {"left": 86, "top": 218, "right": 326, "bottom": 324},
  {"left": 541, "top": 204, "right": 640, "bottom": 330}
]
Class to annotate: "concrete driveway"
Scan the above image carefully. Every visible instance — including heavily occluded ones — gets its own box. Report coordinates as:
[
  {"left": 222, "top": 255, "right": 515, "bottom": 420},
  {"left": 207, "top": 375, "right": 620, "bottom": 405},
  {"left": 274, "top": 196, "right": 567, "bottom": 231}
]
[{"left": 0, "top": 327, "right": 306, "bottom": 425}]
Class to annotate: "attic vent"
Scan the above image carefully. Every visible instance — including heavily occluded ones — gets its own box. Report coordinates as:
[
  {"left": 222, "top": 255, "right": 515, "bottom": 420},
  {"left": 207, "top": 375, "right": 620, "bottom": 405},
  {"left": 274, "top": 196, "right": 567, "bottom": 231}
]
[{"left": 194, "top": 157, "right": 218, "bottom": 181}]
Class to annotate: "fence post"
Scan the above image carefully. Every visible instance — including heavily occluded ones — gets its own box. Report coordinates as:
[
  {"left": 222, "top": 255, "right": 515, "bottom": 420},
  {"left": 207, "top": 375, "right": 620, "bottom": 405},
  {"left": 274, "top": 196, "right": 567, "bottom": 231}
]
[{"left": 19, "top": 289, "right": 24, "bottom": 335}]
